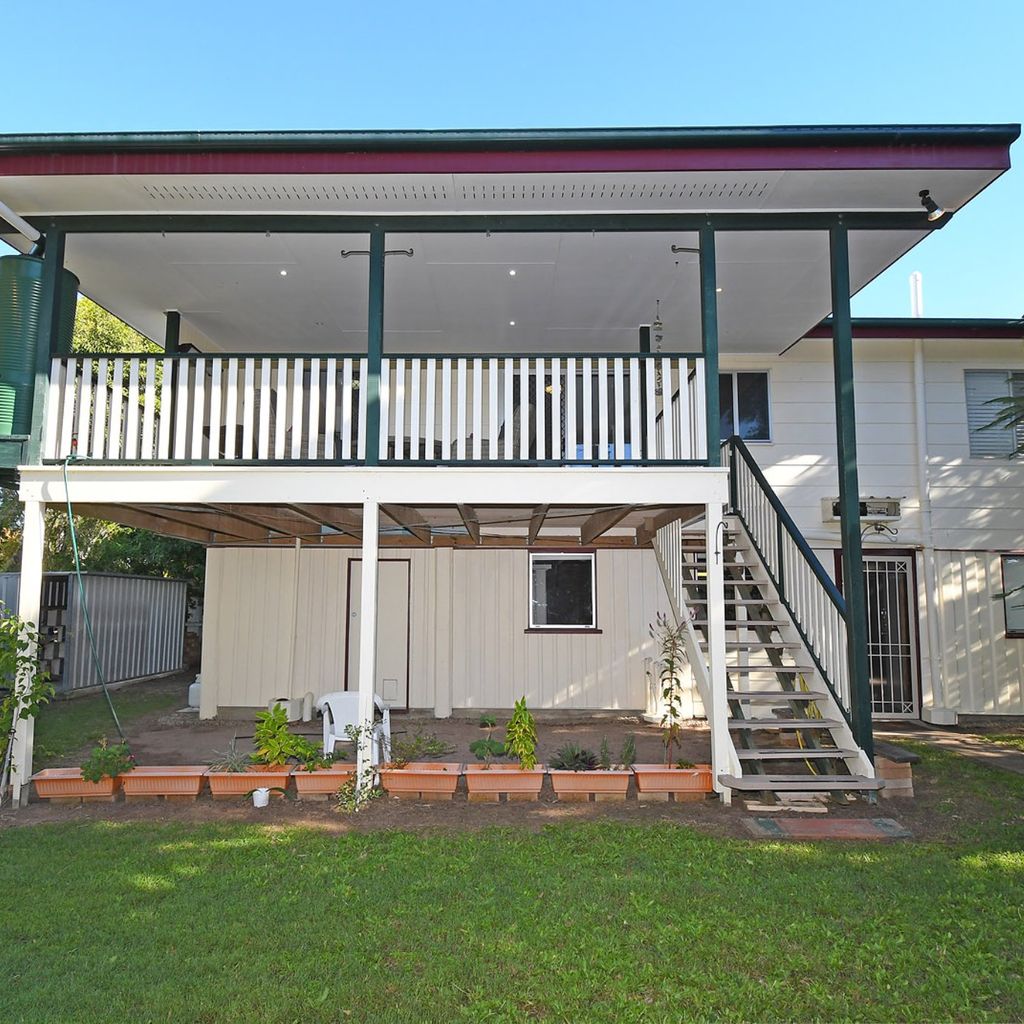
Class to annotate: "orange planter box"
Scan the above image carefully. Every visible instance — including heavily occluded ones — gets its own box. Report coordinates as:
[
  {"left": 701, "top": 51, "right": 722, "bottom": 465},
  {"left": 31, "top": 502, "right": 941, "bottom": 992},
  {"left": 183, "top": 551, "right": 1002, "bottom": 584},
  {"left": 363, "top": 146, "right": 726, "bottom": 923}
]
[
  {"left": 206, "top": 764, "right": 292, "bottom": 800},
  {"left": 549, "top": 769, "right": 631, "bottom": 802},
  {"left": 293, "top": 764, "right": 356, "bottom": 800},
  {"left": 632, "top": 764, "right": 713, "bottom": 802},
  {"left": 31, "top": 768, "right": 120, "bottom": 802},
  {"left": 464, "top": 764, "right": 546, "bottom": 802},
  {"left": 120, "top": 766, "right": 208, "bottom": 801},
  {"left": 380, "top": 762, "right": 462, "bottom": 800}
]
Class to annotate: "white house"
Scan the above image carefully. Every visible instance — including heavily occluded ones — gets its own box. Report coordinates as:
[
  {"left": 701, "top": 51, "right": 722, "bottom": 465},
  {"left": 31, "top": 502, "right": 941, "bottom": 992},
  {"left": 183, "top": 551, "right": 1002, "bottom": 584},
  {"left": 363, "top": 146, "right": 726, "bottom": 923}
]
[{"left": 0, "top": 123, "right": 1018, "bottom": 804}]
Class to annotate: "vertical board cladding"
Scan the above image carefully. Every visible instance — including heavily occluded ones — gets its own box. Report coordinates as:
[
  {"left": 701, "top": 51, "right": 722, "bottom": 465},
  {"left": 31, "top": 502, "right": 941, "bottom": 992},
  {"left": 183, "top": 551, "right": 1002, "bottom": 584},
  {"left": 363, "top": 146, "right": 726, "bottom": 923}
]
[
  {"left": 201, "top": 545, "right": 667, "bottom": 714},
  {"left": 450, "top": 548, "right": 663, "bottom": 711},
  {"left": 0, "top": 572, "right": 185, "bottom": 692},
  {"left": 935, "top": 549, "right": 1024, "bottom": 715}
]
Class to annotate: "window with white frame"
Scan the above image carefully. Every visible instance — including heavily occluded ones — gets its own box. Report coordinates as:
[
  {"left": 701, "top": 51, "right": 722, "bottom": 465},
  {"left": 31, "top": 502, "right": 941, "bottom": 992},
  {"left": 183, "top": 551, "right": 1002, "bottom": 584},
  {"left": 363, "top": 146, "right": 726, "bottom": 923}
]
[
  {"left": 1001, "top": 554, "right": 1024, "bottom": 638},
  {"left": 965, "top": 370, "right": 1024, "bottom": 458},
  {"left": 719, "top": 371, "right": 771, "bottom": 441},
  {"left": 529, "top": 552, "right": 596, "bottom": 629}
]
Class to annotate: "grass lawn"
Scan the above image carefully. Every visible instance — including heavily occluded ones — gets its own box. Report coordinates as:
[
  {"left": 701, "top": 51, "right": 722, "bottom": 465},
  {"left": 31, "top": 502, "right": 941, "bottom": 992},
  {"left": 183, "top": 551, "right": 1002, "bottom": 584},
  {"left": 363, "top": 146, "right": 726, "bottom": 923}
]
[
  {"left": 32, "top": 679, "right": 185, "bottom": 767},
  {"left": 2, "top": 743, "right": 1023, "bottom": 1023},
  {"left": 976, "top": 733, "right": 1024, "bottom": 754}
]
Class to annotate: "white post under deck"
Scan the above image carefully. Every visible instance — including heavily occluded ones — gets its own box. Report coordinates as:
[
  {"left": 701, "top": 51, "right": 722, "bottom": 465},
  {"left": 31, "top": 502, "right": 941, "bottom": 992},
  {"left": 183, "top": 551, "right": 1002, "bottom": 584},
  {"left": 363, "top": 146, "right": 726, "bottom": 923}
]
[
  {"left": 356, "top": 500, "right": 379, "bottom": 781},
  {"left": 704, "top": 501, "right": 730, "bottom": 806},
  {"left": 11, "top": 501, "right": 44, "bottom": 808}
]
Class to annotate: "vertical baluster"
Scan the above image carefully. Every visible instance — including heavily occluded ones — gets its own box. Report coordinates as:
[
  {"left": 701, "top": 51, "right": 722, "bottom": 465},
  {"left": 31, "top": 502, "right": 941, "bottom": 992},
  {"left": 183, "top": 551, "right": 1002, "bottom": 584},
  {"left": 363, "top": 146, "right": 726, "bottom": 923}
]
[
  {"left": 393, "top": 358, "right": 405, "bottom": 461},
  {"left": 173, "top": 358, "right": 189, "bottom": 459},
  {"left": 455, "top": 358, "right": 467, "bottom": 460},
  {"left": 76, "top": 358, "right": 94, "bottom": 458},
  {"left": 189, "top": 358, "right": 205, "bottom": 459},
  {"left": 340, "top": 358, "right": 353, "bottom": 460},
  {"left": 409, "top": 358, "right": 421, "bottom": 461},
  {"left": 597, "top": 357, "right": 609, "bottom": 460},
  {"left": 290, "top": 358, "right": 304, "bottom": 460},
  {"left": 424, "top": 358, "right": 436, "bottom": 461},
  {"left": 660, "top": 357, "right": 674, "bottom": 459},
  {"left": 106, "top": 358, "right": 123, "bottom": 459},
  {"left": 565, "top": 358, "right": 577, "bottom": 461},
  {"left": 59, "top": 358, "right": 78, "bottom": 459},
  {"left": 487, "top": 358, "right": 499, "bottom": 460},
  {"left": 141, "top": 357, "right": 157, "bottom": 459},
  {"left": 238, "top": 358, "right": 254, "bottom": 459},
  {"left": 308, "top": 357, "right": 321, "bottom": 460},
  {"left": 157, "top": 358, "right": 173, "bottom": 459},
  {"left": 208, "top": 359, "right": 222, "bottom": 461},
  {"left": 324, "top": 357, "right": 337, "bottom": 460},
  {"left": 472, "top": 358, "right": 483, "bottom": 460},
  {"left": 43, "top": 360, "right": 62, "bottom": 460},
  {"left": 612, "top": 358, "right": 625, "bottom": 460},
  {"left": 644, "top": 357, "right": 657, "bottom": 460},
  {"left": 581, "top": 357, "right": 593, "bottom": 460},
  {"left": 534, "top": 357, "right": 546, "bottom": 460},
  {"left": 220, "top": 358, "right": 235, "bottom": 458},
  {"left": 628, "top": 357, "right": 640, "bottom": 463},
  {"left": 257, "top": 359, "right": 272, "bottom": 460},
  {"left": 503, "top": 358, "right": 514, "bottom": 460},
  {"left": 694, "top": 359, "right": 707, "bottom": 460},
  {"left": 377, "top": 357, "right": 391, "bottom": 462},
  {"left": 441, "top": 359, "right": 452, "bottom": 458},
  {"left": 675, "top": 358, "right": 690, "bottom": 460},
  {"left": 518, "top": 358, "right": 530, "bottom": 460},
  {"left": 550, "top": 357, "right": 561, "bottom": 460},
  {"left": 356, "top": 358, "right": 368, "bottom": 460},
  {"left": 274, "top": 359, "right": 288, "bottom": 459},
  {"left": 124, "top": 359, "right": 141, "bottom": 460},
  {"left": 91, "top": 357, "right": 108, "bottom": 458}
]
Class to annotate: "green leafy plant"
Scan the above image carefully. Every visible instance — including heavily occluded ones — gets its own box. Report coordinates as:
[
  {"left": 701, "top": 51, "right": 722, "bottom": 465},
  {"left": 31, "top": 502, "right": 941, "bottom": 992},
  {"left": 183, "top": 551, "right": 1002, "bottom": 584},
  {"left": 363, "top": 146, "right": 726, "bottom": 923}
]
[
  {"left": 598, "top": 736, "right": 612, "bottom": 771},
  {"left": 478, "top": 713, "right": 497, "bottom": 729},
  {"left": 469, "top": 737, "right": 505, "bottom": 767},
  {"left": 550, "top": 743, "right": 599, "bottom": 772},
  {"left": 209, "top": 737, "right": 250, "bottom": 773},
  {"left": 505, "top": 697, "right": 538, "bottom": 771},
  {"left": 292, "top": 736, "right": 340, "bottom": 772},
  {"left": 0, "top": 612, "right": 54, "bottom": 794},
  {"left": 252, "top": 704, "right": 300, "bottom": 767},
  {"left": 649, "top": 612, "right": 687, "bottom": 767},
  {"left": 619, "top": 734, "right": 637, "bottom": 770},
  {"left": 389, "top": 730, "right": 456, "bottom": 767},
  {"left": 336, "top": 767, "right": 382, "bottom": 813},
  {"left": 676, "top": 758, "right": 696, "bottom": 769},
  {"left": 80, "top": 739, "right": 134, "bottom": 783}
]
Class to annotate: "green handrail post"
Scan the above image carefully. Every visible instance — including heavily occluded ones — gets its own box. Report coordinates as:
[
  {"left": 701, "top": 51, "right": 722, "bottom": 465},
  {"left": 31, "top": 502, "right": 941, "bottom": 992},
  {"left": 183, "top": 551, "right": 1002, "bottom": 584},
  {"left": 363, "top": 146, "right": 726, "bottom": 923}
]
[
  {"left": 829, "top": 223, "right": 874, "bottom": 762},
  {"left": 365, "top": 228, "right": 385, "bottom": 467},
  {"left": 699, "top": 228, "right": 720, "bottom": 466}
]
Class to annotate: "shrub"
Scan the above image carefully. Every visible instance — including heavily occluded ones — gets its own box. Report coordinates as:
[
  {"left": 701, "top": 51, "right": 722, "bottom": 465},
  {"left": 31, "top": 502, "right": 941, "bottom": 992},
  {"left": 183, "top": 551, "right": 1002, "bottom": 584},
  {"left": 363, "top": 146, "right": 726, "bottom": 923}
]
[
  {"left": 505, "top": 697, "right": 538, "bottom": 771},
  {"left": 81, "top": 739, "right": 134, "bottom": 782},
  {"left": 550, "top": 743, "right": 599, "bottom": 772}
]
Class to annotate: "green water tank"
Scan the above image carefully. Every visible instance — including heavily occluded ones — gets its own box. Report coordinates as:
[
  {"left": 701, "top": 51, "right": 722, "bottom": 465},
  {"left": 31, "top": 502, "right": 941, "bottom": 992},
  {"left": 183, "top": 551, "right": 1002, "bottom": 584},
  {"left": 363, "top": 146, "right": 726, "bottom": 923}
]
[{"left": 0, "top": 254, "right": 78, "bottom": 435}]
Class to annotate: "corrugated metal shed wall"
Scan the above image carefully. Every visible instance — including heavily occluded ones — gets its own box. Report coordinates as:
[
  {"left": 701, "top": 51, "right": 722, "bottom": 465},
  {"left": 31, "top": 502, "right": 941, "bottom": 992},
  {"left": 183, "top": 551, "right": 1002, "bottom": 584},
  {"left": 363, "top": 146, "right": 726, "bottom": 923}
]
[{"left": 0, "top": 572, "right": 185, "bottom": 692}]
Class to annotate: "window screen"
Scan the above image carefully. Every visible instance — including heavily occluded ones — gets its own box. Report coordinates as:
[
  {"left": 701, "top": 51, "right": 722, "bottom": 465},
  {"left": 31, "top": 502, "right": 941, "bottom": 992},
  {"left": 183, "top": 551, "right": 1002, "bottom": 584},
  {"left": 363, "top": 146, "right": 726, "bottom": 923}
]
[
  {"left": 720, "top": 372, "right": 770, "bottom": 441},
  {"left": 1001, "top": 555, "right": 1024, "bottom": 636},
  {"left": 966, "top": 370, "right": 1024, "bottom": 458},
  {"left": 529, "top": 554, "right": 595, "bottom": 628}
]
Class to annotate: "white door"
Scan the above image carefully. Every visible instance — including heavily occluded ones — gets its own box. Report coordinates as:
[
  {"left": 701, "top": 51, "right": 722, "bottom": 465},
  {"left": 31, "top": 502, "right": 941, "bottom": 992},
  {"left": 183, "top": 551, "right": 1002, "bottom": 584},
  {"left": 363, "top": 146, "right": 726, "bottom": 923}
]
[
  {"left": 346, "top": 559, "right": 410, "bottom": 709},
  {"left": 864, "top": 555, "right": 919, "bottom": 719}
]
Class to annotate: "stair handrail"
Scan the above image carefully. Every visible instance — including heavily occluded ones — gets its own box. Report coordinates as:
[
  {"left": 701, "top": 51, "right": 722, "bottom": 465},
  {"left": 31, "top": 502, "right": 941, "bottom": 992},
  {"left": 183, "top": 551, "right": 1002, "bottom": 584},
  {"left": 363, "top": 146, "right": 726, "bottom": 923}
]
[{"left": 725, "top": 435, "right": 853, "bottom": 723}]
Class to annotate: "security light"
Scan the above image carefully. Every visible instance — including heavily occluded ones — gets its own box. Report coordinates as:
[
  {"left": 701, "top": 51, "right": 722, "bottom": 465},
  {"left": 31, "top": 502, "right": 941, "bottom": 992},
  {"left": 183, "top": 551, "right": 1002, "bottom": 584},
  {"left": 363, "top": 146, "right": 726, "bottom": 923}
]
[{"left": 919, "top": 189, "right": 944, "bottom": 222}]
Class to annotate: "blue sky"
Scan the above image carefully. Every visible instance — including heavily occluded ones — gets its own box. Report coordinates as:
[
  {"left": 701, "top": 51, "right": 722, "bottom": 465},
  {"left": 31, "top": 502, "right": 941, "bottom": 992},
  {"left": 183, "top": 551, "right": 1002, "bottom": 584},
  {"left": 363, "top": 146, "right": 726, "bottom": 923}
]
[{"left": 8, "top": 0, "right": 1022, "bottom": 318}]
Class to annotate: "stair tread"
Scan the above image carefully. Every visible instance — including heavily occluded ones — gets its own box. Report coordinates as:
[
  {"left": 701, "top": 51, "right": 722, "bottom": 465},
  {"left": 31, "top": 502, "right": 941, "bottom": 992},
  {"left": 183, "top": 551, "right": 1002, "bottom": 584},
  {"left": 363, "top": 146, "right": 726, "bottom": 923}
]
[
  {"left": 736, "top": 748, "right": 858, "bottom": 760},
  {"left": 718, "top": 774, "right": 884, "bottom": 791},
  {"left": 723, "top": 640, "right": 801, "bottom": 648},
  {"left": 691, "top": 620, "right": 789, "bottom": 628},
  {"left": 726, "top": 690, "right": 829, "bottom": 700},
  {"left": 724, "top": 665, "right": 818, "bottom": 674},
  {"left": 729, "top": 717, "right": 843, "bottom": 729}
]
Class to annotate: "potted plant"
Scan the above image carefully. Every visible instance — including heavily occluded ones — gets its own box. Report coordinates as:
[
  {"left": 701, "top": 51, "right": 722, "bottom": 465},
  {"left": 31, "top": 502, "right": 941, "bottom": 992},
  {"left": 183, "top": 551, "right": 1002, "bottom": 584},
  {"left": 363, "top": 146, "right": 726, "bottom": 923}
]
[
  {"left": 379, "top": 730, "right": 461, "bottom": 800},
  {"left": 549, "top": 734, "right": 634, "bottom": 802},
  {"left": 120, "top": 763, "right": 209, "bottom": 801},
  {"left": 465, "top": 698, "right": 546, "bottom": 802},
  {"left": 633, "top": 614, "right": 713, "bottom": 802},
  {"left": 291, "top": 737, "right": 355, "bottom": 801},
  {"left": 206, "top": 727, "right": 292, "bottom": 800},
  {"left": 32, "top": 739, "right": 134, "bottom": 803}
]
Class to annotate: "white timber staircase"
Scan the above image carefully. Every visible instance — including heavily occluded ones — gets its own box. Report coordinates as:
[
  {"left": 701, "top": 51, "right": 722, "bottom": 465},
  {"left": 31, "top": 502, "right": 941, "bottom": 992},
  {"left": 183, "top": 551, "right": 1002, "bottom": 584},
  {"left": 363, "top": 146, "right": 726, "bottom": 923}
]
[{"left": 652, "top": 437, "right": 881, "bottom": 801}]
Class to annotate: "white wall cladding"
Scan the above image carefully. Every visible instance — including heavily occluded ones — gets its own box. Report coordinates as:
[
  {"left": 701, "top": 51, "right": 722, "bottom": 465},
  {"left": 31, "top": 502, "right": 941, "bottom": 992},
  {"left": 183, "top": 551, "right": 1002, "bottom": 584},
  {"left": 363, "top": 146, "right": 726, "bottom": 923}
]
[
  {"left": 727, "top": 335, "right": 1024, "bottom": 717},
  {"left": 200, "top": 545, "right": 666, "bottom": 714},
  {"left": 935, "top": 550, "right": 1024, "bottom": 714}
]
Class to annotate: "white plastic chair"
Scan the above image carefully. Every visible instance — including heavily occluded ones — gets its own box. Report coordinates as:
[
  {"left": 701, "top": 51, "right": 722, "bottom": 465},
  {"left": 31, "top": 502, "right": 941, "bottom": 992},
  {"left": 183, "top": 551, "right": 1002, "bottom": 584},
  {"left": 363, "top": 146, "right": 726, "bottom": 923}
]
[{"left": 315, "top": 691, "right": 392, "bottom": 766}]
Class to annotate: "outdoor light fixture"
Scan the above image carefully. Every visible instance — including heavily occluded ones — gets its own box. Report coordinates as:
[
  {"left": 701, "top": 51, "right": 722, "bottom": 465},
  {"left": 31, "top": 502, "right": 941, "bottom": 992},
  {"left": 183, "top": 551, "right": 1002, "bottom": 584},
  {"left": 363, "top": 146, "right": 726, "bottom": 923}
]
[
  {"left": 509, "top": 269, "right": 517, "bottom": 276},
  {"left": 279, "top": 269, "right": 288, "bottom": 276},
  {"left": 919, "top": 189, "right": 945, "bottom": 222},
  {"left": 509, "top": 320, "right": 516, "bottom": 326}
]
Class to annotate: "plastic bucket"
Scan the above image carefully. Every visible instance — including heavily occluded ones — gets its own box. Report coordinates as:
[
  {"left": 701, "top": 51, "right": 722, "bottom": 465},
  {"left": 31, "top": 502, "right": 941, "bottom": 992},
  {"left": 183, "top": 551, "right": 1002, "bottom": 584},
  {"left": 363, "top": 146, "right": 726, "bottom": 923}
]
[{"left": 252, "top": 787, "right": 270, "bottom": 808}]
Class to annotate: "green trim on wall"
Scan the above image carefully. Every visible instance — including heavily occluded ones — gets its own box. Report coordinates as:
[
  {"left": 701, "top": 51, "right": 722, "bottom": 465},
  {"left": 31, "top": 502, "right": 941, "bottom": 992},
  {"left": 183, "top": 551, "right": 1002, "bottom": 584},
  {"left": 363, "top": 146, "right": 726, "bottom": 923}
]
[{"left": 700, "top": 228, "right": 720, "bottom": 467}]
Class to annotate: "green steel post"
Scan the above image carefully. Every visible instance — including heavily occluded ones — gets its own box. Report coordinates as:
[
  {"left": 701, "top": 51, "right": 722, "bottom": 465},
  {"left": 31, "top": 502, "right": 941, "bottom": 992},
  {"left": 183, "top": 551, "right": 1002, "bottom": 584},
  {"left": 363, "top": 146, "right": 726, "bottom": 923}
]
[
  {"left": 164, "top": 311, "right": 182, "bottom": 353},
  {"left": 365, "top": 229, "right": 385, "bottom": 466},
  {"left": 699, "top": 228, "right": 720, "bottom": 466},
  {"left": 829, "top": 224, "right": 874, "bottom": 762},
  {"left": 638, "top": 325, "right": 651, "bottom": 353},
  {"left": 638, "top": 326, "right": 650, "bottom": 456},
  {"left": 26, "top": 228, "right": 66, "bottom": 463}
]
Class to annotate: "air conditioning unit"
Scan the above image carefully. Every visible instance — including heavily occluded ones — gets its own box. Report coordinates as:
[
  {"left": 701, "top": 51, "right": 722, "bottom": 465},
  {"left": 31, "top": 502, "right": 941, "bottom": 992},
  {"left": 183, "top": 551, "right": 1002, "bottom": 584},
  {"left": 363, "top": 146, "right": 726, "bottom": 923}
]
[{"left": 821, "top": 496, "right": 902, "bottom": 523}]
